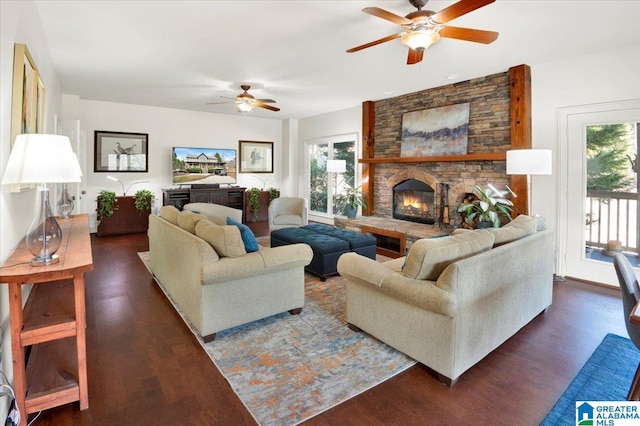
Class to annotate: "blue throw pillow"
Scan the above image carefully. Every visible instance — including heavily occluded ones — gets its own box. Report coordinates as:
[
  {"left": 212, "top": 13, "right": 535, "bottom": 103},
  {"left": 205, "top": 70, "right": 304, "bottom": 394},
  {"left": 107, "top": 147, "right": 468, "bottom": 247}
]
[{"left": 226, "top": 217, "right": 259, "bottom": 252}]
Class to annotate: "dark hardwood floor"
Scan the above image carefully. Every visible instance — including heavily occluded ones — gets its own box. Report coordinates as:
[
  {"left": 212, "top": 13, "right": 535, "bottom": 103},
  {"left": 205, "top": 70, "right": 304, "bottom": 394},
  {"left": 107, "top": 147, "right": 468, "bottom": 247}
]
[{"left": 34, "top": 233, "right": 628, "bottom": 425}]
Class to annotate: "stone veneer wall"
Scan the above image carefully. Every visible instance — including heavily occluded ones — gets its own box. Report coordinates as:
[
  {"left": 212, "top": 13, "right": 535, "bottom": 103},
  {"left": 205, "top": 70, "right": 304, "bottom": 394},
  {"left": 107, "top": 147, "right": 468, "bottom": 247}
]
[{"left": 373, "top": 71, "right": 511, "bottom": 226}]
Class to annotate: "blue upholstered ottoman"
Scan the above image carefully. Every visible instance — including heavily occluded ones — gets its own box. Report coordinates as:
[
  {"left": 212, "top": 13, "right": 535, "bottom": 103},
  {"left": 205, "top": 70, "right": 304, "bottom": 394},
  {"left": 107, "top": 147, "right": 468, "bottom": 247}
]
[{"left": 271, "top": 224, "right": 377, "bottom": 280}]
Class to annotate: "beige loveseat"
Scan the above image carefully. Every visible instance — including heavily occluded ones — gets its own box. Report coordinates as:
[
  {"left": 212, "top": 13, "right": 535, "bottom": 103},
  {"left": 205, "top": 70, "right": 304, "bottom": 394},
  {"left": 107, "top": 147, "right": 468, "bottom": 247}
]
[
  {"left": 337, "top": 215, "right": 553, "bottom": 385},
  {"left": 148, "top": 205, "right": 313, "bottom": 342}
]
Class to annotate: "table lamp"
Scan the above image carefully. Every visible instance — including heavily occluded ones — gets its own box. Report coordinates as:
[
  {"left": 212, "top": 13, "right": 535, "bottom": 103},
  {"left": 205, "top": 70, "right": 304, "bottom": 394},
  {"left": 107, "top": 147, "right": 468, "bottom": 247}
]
[
  {"left": 2, "top": 134, "right": 83, "bottom": 265},
  {"left": 327, "top": 159, "right": 346, "bottom": 214}
]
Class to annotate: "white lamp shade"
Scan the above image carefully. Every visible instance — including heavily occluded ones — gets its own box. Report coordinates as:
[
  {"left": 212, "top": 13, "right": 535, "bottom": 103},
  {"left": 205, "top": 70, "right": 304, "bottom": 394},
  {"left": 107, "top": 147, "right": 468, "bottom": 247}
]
[
  {"left": 2, "top": 134, "right": 83, "bottom": 184},
  {"left": 506, "top": 149, "right": 552, "bottom": 175},
  {"left": 327, "top": 159, "right": 346, "bottom": 173}
]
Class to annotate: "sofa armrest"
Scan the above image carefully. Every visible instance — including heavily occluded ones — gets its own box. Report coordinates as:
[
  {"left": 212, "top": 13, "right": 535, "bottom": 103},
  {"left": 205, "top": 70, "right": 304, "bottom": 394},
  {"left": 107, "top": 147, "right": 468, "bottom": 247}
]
[
  {"left": 338, "top": 252, "right": 457, "bottom": 317},
  {"left": 337, "top": 252, "right": 396, "bottom": 287}
]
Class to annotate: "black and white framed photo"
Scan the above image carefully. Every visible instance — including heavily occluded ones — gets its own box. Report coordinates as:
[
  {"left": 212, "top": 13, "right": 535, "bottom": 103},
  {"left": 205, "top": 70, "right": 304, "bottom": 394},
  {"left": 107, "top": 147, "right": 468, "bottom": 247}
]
[
  {"left": 94, "top": 130, "right": 148, "bottom": 172},
  {"left": 238, "top": 140, "right": 274, "bottom": 173}
]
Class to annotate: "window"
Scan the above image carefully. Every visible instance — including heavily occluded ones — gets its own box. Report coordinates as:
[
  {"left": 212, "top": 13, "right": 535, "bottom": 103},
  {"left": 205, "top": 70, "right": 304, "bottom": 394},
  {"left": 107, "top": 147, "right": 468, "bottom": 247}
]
[{"left": 307, "top": 134, "right": 357, "bottom": 217}]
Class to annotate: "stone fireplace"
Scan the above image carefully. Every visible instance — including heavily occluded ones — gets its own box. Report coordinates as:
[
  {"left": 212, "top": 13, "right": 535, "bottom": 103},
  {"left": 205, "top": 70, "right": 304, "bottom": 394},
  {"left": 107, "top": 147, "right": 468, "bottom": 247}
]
[{"left": 393, "top": 179, "right": 435, "bottom": 225}]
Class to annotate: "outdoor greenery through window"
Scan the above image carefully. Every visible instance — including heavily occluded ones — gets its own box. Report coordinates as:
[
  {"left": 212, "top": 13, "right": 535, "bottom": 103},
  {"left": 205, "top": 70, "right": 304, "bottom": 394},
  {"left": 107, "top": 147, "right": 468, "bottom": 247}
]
[
  {"left": 585, "top": 122, "right": 639, "bottom": 260},
  {"left": 308, "top": 137, "right": 356, "bottom": 216}
]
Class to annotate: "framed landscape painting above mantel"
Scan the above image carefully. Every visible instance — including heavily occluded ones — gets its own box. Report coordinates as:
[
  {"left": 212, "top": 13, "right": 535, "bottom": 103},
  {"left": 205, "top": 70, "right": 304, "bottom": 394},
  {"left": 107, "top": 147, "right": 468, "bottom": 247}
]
[
  {"left": 239, "top": 140, "right": 274, "bottom": 173},
  {"left": 400, "top": 103, "right": 470, "bottom": 157}
]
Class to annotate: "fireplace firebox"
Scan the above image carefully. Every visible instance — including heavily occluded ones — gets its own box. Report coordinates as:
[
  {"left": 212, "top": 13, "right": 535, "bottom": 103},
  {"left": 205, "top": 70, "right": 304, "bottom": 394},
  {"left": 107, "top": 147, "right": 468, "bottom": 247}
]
[{"left": 393, "top": 179, "right": 435, "bottom": 225}]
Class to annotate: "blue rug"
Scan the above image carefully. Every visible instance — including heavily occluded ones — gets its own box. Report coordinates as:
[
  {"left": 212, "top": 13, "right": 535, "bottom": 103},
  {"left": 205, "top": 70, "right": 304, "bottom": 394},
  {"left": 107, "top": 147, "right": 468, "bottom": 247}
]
[{"left": 541, "top": 333, "right": 640, "bottom": 425}]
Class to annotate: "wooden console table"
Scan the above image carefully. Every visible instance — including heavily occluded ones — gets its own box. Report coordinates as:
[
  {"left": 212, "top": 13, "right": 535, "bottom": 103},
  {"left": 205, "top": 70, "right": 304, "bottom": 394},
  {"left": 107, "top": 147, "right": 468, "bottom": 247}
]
[{"left": 0, "top": 214, "right": 93, "bottom": 425}]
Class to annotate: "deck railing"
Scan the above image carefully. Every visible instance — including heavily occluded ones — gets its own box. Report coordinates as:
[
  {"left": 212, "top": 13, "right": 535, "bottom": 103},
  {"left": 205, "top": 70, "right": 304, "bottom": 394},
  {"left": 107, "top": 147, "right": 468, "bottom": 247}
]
[{"left": 586, "top": 190, "right": 639, "bottom": 253}]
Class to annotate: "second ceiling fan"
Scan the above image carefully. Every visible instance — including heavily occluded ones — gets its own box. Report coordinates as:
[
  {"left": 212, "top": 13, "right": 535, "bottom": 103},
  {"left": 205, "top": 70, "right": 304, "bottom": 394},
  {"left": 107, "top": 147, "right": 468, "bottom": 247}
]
[
  {"left": 347, "top": 0, "right": 499, "bottom": 65},
  {"left": 207, "top": 85, "right": 280, "bottom": 113}
]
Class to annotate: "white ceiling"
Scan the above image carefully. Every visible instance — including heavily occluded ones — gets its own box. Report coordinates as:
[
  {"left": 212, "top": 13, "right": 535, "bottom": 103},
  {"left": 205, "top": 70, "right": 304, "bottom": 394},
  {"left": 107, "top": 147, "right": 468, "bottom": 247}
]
[{"left": 35, "top": 1, "right": 640, "bottom": 120}]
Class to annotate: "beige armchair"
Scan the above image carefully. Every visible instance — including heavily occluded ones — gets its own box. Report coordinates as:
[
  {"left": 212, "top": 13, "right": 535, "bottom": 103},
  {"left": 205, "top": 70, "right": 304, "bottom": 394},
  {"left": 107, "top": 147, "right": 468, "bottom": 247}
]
[{"left": 268, "top": 197, "right": 308, "bottom": 231}]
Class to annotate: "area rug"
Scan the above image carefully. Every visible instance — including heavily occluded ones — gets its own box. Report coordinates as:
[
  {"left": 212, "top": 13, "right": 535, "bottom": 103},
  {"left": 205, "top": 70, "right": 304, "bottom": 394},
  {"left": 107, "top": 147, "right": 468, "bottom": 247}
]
[
  {"left": 541, "top": 333, "right": 640, "bottom": 425},
  {"left": 138, "top": 252, "right": 416, "bottom": 425}
]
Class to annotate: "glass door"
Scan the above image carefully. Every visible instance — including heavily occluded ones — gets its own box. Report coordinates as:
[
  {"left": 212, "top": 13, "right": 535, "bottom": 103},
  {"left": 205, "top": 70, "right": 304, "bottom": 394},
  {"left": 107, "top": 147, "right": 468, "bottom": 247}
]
[
  {"left": 307, "top": 135, "right": 356, "bottom": 218},
  {"left": 563, "top": 105, "right": 639, "bottom": 285}
]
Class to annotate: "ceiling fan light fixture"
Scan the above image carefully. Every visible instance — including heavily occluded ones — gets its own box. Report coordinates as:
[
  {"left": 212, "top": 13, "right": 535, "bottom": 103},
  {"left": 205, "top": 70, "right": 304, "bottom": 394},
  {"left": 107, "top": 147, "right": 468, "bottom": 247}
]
[
  {"left": 401, "top": 28, "right": 440, "bottom": 51},
  {"left": 236, "top": 101, "right": 254, "bottom": 112}
]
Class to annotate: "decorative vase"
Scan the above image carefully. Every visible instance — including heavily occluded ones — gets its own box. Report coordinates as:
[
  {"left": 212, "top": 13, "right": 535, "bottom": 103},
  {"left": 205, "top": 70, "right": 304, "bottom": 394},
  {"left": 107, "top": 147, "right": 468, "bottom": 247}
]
[
  {"left": 57, "top": 183, "right": 74, "bottom": 218},
  {"left": 27, "top": 184, "right": 62, "bottom": 265},
  {"left": 345, "top": 205, "right": 357, "bottom": 219},
  {"left": 477, "top": 220, "right": 493, "bottom": 229}
]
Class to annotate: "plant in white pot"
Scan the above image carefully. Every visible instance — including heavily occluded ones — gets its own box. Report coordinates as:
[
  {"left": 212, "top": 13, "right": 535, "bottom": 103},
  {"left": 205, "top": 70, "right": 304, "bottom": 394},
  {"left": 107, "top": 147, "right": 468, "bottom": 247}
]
[{"left": 457, "top": 185, "right": 513, "bottom": 228}]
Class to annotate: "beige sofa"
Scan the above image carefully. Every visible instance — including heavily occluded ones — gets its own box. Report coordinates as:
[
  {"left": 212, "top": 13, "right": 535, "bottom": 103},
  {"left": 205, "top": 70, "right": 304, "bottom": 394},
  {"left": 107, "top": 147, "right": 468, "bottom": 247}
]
[
  {"left": 337, "top": 215, "right": 554, "bottom": 385},
  {"left": 148, "top": 205, "right": 313, "bottom": 342}
]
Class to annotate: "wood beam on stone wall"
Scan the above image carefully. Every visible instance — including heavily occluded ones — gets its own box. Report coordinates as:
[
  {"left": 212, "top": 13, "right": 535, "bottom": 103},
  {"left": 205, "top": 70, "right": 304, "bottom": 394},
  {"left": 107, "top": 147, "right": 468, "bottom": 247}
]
[
  {"left": 362, "top": 101, "right": 374, "bottom": 216},
  {"left": 508, "top": 64, "right": 532, "bottom": 216}
]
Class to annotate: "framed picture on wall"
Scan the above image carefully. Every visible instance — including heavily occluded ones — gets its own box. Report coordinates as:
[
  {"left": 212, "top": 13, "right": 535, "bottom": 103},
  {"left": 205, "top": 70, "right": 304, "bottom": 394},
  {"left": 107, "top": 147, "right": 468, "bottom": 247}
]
[
  {"left": 239, "top": 140, "right": 274, "bottom": 173},
  {"left": 10, "top": 43, "right": 46, "bottom": 147},
  {"left": 94, "top": 130, "right": 149, "bottom": 172}
]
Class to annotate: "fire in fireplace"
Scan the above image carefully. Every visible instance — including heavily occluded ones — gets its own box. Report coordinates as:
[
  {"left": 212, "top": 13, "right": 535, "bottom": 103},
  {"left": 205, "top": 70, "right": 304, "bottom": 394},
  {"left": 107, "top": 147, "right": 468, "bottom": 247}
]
[{"left": 393, "top": 179, "right": 435, "bottom": 225}]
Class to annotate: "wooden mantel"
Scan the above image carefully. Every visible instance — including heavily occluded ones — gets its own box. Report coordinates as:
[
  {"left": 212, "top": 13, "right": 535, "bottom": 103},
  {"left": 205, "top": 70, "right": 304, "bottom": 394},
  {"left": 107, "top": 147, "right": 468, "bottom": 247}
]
[
  {"left": 360, "top": 64, "right": 532, "bottom": 216},
  {"left": 359, "top": 152, "right": 506, "bottom": 164}
]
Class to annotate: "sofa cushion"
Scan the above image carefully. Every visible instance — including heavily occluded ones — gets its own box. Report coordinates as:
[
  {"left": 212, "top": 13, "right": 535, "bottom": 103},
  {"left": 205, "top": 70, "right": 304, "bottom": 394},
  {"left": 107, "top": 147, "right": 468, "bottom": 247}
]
[
  {"left": 273, "top": 214, "right": 304, "bottom": 226},
  {"left": 195, "top": 220, "right": 246, "bottom": 258},
  {"left": 487, "top": 215, "right": 536, "bottom": 246},
  {"left": 227, "top": 217, "right": 259, "bottom": 252},
  {"left": 184, "top": 202, "right": 242, "bottom": 224},
  {"left": 402, "top": 230, "right": 495, "bottom": 280},
  {"left": 177, "top": 210, "right": 209, "bottom": 234},
  {"left": 159, "top": 205, "right": 180, "bottom": 225}
]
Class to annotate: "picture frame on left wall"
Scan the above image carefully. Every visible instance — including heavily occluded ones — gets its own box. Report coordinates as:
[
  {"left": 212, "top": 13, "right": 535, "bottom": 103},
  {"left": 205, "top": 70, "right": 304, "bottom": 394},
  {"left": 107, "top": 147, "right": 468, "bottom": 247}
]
[
  {"left": 10, "top": 43, "right": 46, "bottom": 191},
  {"left": 94, "top": 131, "right": 149, "bottom": 172}
]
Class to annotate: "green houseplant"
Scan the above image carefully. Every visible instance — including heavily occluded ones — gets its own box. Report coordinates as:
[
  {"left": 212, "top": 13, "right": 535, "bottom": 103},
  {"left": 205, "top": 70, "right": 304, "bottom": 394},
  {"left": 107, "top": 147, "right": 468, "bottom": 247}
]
[
  {"left": 247, "top": 187, "right": 262, "bottom": 220},
  {"left": 247, "top": 187, "right": 280, "bottom": 221},
  {"left": 339, "top": 185, "right": 367, "bottom": 219},
  {"left": 267, "top": 187, "right": 280, "bottom": 204},
  {"left": 134, "top": 189, "right": 156, "bottom": 214},
  {"left": 96, "top": 190, "right": 117, "bottom": 222},
  {"left": 457, "top": 185, "right": 513, "bottom": 228}
]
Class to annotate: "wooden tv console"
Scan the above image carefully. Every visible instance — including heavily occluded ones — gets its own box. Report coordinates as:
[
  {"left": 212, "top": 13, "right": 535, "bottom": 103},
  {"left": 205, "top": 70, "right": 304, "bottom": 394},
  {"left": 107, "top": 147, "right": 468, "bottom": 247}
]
[{"left": 162, "top": 186, "right": 246, "bottom": 211}]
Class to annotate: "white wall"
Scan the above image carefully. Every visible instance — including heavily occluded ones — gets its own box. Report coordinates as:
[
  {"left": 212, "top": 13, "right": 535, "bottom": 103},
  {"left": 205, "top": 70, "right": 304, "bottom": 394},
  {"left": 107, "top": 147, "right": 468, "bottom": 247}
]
[
  {"left": 530, "top": 44, "right": 640, "bottom": 255},
  {"left": 78, "top": 100, "right": 284, "bottom": 230},
  {"left": 0, "top": 0, "right": 63, "bottom": 418}
]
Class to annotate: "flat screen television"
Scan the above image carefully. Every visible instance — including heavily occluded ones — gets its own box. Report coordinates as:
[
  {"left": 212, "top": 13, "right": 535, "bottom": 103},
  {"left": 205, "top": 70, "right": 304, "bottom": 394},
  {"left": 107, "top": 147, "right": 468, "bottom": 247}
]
[{"left": 172, "top": 147, "right": 237, "bottom": 186}]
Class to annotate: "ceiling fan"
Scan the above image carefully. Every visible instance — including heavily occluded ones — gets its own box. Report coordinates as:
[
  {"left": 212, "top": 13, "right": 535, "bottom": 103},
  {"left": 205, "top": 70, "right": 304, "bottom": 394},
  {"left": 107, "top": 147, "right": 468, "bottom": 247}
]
[
  {"left": 207, "top": 85, "right": 280, "bottom": 113},
  {"left": 346, "top": 0, "right": 499, "bottom": 65}
]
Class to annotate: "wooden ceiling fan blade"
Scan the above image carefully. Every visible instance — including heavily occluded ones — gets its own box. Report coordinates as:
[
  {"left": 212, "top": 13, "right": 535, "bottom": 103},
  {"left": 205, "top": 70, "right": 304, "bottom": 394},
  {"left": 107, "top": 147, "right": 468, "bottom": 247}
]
[
  {"left": 255, "top": 101, "right": 280, "bottom": 112},
  {"left": 363, "top": 7, "right": 413, "bottom": 26},
  {"left": 439, "top": 26, "right": 499, "bottom": 44},
  {"left": 256, "top": 99, "right": 276, "bottom": 103},
  {"left": 347, "top": 33, "right": 400, "bottom": 53},
  {"left": 430, "top": 0, "right": 495, "bottom": 24},
  {"left": 407, "top": 48, "right": 424, "bottom": 65},
  {"left": 206, "top": 100, "right": 233, "bottom": 105}
]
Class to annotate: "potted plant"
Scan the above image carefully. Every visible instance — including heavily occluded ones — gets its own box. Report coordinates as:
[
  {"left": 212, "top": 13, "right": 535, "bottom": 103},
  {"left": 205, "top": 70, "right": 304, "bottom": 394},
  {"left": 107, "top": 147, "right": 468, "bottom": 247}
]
[
  {"left": 246, "top": 187, "right": 280, "bottom": 221},
  {"left": 96, "top": 190, "right": 117, "bottom": 222},
  {"left": 134, "top": 189, "right": 156, "bottom": 214},
  {"left": 338, "top": 185, "right": 367, "bottom": 219},
  {"left": 457, "top": 185, "right": 513, "bottom": 228},
  {"left": 96, "top": 189, "right": 155, "bottom": 236}
]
